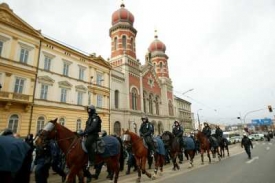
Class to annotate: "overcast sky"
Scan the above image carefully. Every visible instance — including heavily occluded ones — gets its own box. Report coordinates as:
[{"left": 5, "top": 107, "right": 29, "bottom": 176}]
[{"left": 4, "top": 0, "right": 275, "bottom": 125}]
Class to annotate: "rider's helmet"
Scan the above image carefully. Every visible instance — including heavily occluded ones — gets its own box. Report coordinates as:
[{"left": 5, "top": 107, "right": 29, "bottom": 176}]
[
  {"left": 87, "top": 105, "right": 96, "bottom": 115},
  {"left": 243, "top": 133, "right": 247, "bottom": 137},
  {"left": 204, "top": 122, "right": 209, "bottom": 126},
  {"left": 141, "top": 114, "right": 148, "bottom": 122},
  {"left": 101, "top": 130, "right": 107, "bottom": 137},
  {"left": 174, "top": 120, "right": 179, "bottom": 126}
]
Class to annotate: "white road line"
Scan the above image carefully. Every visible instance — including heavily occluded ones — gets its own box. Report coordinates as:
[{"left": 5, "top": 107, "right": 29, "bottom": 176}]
[
  {"left": 246, "top": 156, "right": 259, "bottom": 164},
  {"left": 266, "top": 147, "right": 270, "bottom": 150}
]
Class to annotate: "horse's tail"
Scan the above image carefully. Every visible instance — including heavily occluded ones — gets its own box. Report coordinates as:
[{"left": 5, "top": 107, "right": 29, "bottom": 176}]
[{"left": 118, "top": 137, "right": 124, "bottom": 171}]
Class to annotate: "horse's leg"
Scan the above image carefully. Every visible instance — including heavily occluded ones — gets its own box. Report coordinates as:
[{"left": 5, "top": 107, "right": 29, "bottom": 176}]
[
  {"left": 200, "top": 149, "right": 204, "bottom": 165},
  {"left": 227, "top": 146, "right": 230, "bottom": 157},
  {"left": 207, "top": 149, "right": 211, "bottom": 164},
  {"left": 152, "top": 155, "right": 158, "bottom": 180},
  {"left": 141, "top": 156, "right": 152, "bottom": 179},
  {"left": 66, "top": 166, "right": 80, "bottom": 183},
  {"left": 135, "top": 157, "right": 142, "bottom": 183},
  {"left": 76, "top": 170, "right": 84, "bottom": 183}
]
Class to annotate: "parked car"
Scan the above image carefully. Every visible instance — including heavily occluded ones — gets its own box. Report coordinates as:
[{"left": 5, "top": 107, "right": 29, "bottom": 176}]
[
  {"left": 248, "top": 134, "right": 264, "bottom": 141},
  {"left": 230, "top": 136, "right": 241, "bottom": 143}
]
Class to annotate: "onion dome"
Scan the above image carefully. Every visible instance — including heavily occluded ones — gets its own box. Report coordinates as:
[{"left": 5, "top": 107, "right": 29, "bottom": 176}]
[
  {"left": 112, "top": 3, "right": 134, "bottom": 26},
  {"left": 148, "top": 30, "right": 166, "bottom": 53}
]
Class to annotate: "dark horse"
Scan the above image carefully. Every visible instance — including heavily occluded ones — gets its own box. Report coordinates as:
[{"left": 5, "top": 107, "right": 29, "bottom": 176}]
[
  {"left": 213, "top": 135, "right": 230, "bottom": 157},
  {"left": 194, "top": 130, "right": 221, "bottom": 164},
  {"left": 122, "top": 129, "right": 165, "bottom": 182},
  {"left": 161, "top": 131, "right": 181, "bottom": 170},
  {"left": 35, "top": 118, "right": 123, "bottom": 183}
]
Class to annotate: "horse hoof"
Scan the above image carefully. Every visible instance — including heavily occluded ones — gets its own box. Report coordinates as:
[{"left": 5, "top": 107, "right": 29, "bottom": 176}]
[
  {"left": 159, "top": 172, "right": 163, "bottom": 176},
  {"left": 136, "top": 178, "right": 141, "bottom": 183},
  {"left": 201, "top": 162, "right": 204, "bottom": 165},
  {"left": 152, "top": 175, "right": 157, "bottom": 180}
]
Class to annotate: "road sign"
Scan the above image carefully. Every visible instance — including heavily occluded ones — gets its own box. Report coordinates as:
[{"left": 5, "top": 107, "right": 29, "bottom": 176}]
[{"left": 251, "top": 118, "right": 272, "bottom": 125}]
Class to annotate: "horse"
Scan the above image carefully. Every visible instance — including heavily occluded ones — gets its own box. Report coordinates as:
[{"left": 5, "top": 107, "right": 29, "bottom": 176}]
[
  {"left": 35, "top": 118, "right": 123, "bottom": 183},
  {"left": 122, "top": 129, "right": 165, "bottom": 182},
  {"left": 161, "top": 131, "right": 181, "bottom": 170},
  {"left": 194, "top": 130, "right": 221, "bottom": 164},
  {"left": 182, "top": 136, "right": 196, "bottom": 168},
  {"left": 214, "top": 135, "right": 230, "bottom": 157}
]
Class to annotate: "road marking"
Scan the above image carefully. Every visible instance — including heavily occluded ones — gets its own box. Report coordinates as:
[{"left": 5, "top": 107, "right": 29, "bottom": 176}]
[
  {"left": 266, "top": 147, "right": 270, "bottom": 150},
  {"left": 246, "top": 156, "right": 259, "bottom": 164}
]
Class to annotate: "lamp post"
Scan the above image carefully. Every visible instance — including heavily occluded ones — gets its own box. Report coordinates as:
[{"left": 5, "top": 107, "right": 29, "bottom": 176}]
[{"left": 197, "top": 109, "right": 202, "bottom": 130}]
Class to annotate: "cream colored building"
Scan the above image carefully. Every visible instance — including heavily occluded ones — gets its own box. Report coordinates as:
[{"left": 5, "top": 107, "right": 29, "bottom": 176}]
[
  {"left": 0, "top": 3, "right": 111, "bottom": 136},
  {"left": 174, "top": 95, "right": 192, "bottom": 132}
]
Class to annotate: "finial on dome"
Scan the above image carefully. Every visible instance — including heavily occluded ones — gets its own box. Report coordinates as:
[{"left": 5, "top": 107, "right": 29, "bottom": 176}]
[
  {"left": 154, "top": 29, "right": 158, "bottom": 39},
  {"left": 120, "top": 0, "right": 125, "bottom": 7}
]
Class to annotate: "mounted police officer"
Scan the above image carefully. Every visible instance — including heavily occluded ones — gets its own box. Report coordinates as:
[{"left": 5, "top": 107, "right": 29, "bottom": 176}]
[
  {"left": 80, "top": 105, "right": 102, "bottom": 165},
  {"left": 241, "top": 133, "right": 253, "bottom": 159},
  {"left": 172, "top": 121, "right": 184, "bottom": 151},
  {"left": 139, "top": 115, "right": 155, "bottom": 157},
  {"left": 215, "top": 125, "right": 223, "bottom": 142},
  {"left": 202, "top": 122, "right": 214, "bottom": 149}
]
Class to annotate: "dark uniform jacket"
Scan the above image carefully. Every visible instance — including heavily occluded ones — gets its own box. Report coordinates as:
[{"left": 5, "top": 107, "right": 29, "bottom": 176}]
[
  {"left": 172, "top": 126, "right": 184, "bottom": 137},
  {"left": 215, "top": 128, "right": 223, "bottom": 138},
  {"left": 241, "top": 136, "right": 253, "bottom": 148},
  {"left": 84, "top": 113, "right": 101, "bottom": 135},
  {"left": 139, "top": 122, "right": 154, "bottom": 137},
  {"left": 202, "top": 126, "right": 211, "bottom": 138}
]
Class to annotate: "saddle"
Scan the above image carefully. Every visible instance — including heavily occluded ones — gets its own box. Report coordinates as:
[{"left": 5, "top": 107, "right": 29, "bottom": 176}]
[{"left": 81, "top": 137, "right": 106, "bottom": 154}]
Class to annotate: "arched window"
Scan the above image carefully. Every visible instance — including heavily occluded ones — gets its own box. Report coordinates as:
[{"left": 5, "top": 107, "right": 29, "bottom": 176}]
[
  {"left": 122, "top": 35, "right": 127, "bottom": 50},
  {"left": 155, "top": 96, "right": 159, "bottom": 115},
  {"left": 115, "top": 90, "right": 119, "bottom": 109},
  {"left": 149, "top": 94, "right": 153, "bottom": 114},
  {"left": 114, "top": 37, "right": 117, "bottom": 51},
  {"left": 131, "top": 88, "right": 138, "bottom": 110},
  {"left": 143, "top": 91, "right": 147, "bottom": 113},
  {"left": 36, "top": 116, "right": 45, "bottom": 134},
  {"left": 76, "top": 119, "right": 81, "bottom": 131},
  {"left": 8, "top": 114, "right": 19, "bottom": 133},
  {"left": 159, "top": 62, "right": 163, "bottom": 68},
  {"left": 59, "top": 118, "right": 65, "bottom": 126},
  {"left": 114, "top": 121, "right": 121, "bottom": 136},
  {"left": 168, "top": 101, "right": 174, "bottom": 116}
]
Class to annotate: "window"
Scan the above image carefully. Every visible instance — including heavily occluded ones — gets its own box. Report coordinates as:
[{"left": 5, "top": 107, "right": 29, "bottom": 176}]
[
  {"left": 96, "top": 73, "right": 103, "bottom": 85},
  {"left": 59, "top": 118, "right": 65, "bottom": 126},
  {"left": 149, "top": 94, "right": 153, "bottom": 114},
  {"left": 8, "top": 114, "right": 19, "bottom": 133},
  {"left": 97, "top": 95, "right": 103, "bottom": 108},
  {"left": 114, "top": 90, "right": 119, "bottom": 109},
  {"left": 77, "top": 92, "right": 83, "bottom": 105},
  {"left": 0, "top": 41, "right": 3, "bottom": 56},
  {"left": 44, "top": 56, "right": 51, "bottom": 71},
  {"left": 88, "top": 92, "right": 91, "bottom": 105},
  {"left": 14, "top": 78, "right": 25, "bottom": 94},
  {"left": 63, "top": 62, "right": 69, "bottom": 76},
  {"left": 60, "top": 88, "right": 67, "bottom": 103},
  {"left": 130, "top": 38, "right": 134, "bottom": 50},
  {"left": 114, "top": 37, "right": 117, "bottom": 51},
  {"left": 19, "top": 48, "right": 29, "bottom": 63},
  {"left": 40, "top": 84, "right": 48, "bottom": 100},
  {"left": 169, "top": 101, "right": 174, "bottom": 116},
  {"left": 131, "top": 88, "right": 138, "bottom": 110},
  {"left": 79, "top": 67, "right": 85, "bottom": 80},
  {"left": 76, "top": 119, "right": 81, "bottom": 131},
  {"left": 114, "top": 121, "right": 121, "bottom": 136},
  {"left": 122, "top": 35, "right": 127, "bottom": 50},
  {"left": 159, "top": 62, "right": 163, "bottom": 68},
  {"left": 36, "top": 116, "right": 45, "bottom": 134}
]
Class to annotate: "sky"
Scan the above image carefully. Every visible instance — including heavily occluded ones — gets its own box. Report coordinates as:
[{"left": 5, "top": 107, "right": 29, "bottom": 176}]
[{"left": 3, "top": 0, "right": 275, "bottom": 125}]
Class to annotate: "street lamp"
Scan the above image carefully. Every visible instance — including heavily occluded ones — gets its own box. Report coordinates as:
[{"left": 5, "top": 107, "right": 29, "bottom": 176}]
[
  {"left": 197, "top": 109, "right": 202, "bottom": 130},
  {"left": 182, "top": 88, "right": 194, "bottom": 95}
]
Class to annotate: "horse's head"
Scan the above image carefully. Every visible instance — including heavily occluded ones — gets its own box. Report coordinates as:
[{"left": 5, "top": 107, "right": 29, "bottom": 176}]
[
  {"left": 121, "top": 128, "right": 139, "bottom": 149},
  {"left": 161, "top": 131, "right": 174, "bottom": 146},
  {"left": 35, "top": 118, "right": 58, "bottom": 146}
]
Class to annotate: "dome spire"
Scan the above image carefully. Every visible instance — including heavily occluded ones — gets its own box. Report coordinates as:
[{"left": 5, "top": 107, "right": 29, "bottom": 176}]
[
  {"left": 121, "top": 0, "right": 125, "bottom": 7},
  {"left": 154, "top": 29, "right": 158, "bottom": 39}
]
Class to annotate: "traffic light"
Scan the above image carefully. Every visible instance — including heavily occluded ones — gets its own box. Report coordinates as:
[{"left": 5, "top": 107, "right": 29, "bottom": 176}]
[
  {"left": 237, "top": 117, "right": 241, "bottom": 119},
  {"left": 268, "top": 105, "right": 273, "bottom": 112}
]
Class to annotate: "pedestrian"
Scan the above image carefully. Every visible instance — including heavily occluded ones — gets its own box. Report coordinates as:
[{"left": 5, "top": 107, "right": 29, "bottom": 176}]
[
  {"left": 241, "top": 133, "right": 253, "bottom": 159},
  {"left": 34, "top": 133, "right": 52, "bottom": 183},
  {"left": 125, "top": 144, "right": 137, "bottom": 175}
]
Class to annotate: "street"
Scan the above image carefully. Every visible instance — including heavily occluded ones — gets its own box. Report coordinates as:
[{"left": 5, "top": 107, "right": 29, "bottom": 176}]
[{"left": 30, "top": 139, "right": 275, "bottom": 183}]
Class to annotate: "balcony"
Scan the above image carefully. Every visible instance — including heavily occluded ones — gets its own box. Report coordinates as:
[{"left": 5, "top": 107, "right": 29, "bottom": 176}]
[{"left": 0, "top": 91, "right": 33, "bottom": 112}]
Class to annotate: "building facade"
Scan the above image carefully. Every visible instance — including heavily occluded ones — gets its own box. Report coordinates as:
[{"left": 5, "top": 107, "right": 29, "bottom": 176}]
[
  {"left": 109, "top": 3, "right": 177, "bottom": 136},
  {"left": 0, "top": 3, "right": 111, "bottom": 136},
  {"left": 174, "top": 95, "right": 192, "bottom": 133}
]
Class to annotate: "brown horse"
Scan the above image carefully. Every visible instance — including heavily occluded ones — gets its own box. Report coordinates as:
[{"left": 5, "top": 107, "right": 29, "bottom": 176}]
[
  {"left": 194, "top": 130, "right": 221, "bottom": 164},
  {"left": 161, "top": 131, "right": 181, "bottom": 170},
  {"left": 122, "top": 129, "right": 164, "bottom": 183},
  {"left": 35, "top": 118, "right": 123, "bottom": 183}
]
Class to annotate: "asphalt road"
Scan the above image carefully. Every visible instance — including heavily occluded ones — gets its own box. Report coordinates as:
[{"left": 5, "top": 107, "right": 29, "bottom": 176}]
[{"left": 30, "top": 139, "right": 275, "bottom": 183}]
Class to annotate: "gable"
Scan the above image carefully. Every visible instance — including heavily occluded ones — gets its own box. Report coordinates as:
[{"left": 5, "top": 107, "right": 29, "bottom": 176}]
[
  {"left": 142, "top": 65, "right": 161, "bottom": 89},
  {"left": 0, "top": 3, "right": 42, "bottom": 38},
  {"left": 38, "top": 75, "right": 55, "bottom": 85},
  {"left": 75, "top": 85, "right": 87, "bottom": 92},
  {"left": 58, "top": 81, "right": 72, "bottom": 89}
]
